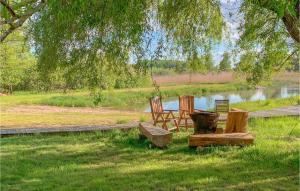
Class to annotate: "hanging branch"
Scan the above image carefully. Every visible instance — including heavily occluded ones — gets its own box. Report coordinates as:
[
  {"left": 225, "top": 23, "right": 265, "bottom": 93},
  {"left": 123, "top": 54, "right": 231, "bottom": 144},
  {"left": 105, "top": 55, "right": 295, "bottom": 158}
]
[
  {"left": 0, "top": 0, "right": 45, "bottom": 42},
  {"left": 0, "top": 0, "right": 18, "bottom": 17},
  {"left": 149, "top": 38, "right": 165, "bottom": 97},
  {"left": 274, "top": 48, "right": 299, "bottom": 72}
]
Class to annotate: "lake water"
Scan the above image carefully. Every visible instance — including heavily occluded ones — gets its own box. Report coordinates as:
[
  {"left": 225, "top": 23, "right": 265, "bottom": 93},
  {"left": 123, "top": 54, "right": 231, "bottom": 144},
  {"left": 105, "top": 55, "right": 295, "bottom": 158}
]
[{"left": 145, "top": 86, "right": 299, "bottom": 112}]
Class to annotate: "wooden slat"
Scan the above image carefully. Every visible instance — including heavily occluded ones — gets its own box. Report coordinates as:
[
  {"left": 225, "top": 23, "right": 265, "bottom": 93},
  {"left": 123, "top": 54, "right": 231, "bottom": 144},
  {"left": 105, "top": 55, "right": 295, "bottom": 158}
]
[
  {"left": 215, "top": 99, "right": 229, "bottom": 113},
  {"left": 189, "top": 133, "right": 254, "bottom": 147}
]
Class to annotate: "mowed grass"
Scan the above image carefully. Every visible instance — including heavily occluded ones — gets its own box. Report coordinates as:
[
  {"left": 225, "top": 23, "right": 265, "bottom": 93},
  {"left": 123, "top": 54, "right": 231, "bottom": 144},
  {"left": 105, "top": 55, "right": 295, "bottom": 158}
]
[
  {"left": 0, "top": 112, "right": 150, "bottom": 128},
  {"left": 0, "top": 83, "right": 248, "bottom": 109},
  {"left": 1, "top": 117, "right": 299, "bottom": 191}
]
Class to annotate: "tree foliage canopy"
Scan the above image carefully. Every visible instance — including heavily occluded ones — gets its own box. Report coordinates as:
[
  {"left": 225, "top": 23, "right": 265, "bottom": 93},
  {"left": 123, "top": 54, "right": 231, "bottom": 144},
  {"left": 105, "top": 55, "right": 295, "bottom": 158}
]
[
  {"left": 29, "top": 0, "right": 223, "bottom": 88},
  {"left": 0, "top": 0, "right": 299, "bottom": 88},
  {"left": 237, "top": 0, "right": 299, "bottom": 84},
  {"left": 0, "top": 29, "right": 36, "bottom": 93}
]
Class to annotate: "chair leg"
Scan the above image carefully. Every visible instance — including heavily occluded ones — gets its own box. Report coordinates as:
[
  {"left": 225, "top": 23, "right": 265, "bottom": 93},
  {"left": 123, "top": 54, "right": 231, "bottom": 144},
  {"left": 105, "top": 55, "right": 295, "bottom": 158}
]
[
  {"left": 183, "top": 111, "right": 188, "bottom": 131},
  {"left": 185, "top": 118, "right": 188, "bottom": 131},
  {"left": 178, "top": 112, "right": 183, "bottom": 127},
  {"left": 173, "top": 119, "right": 179, "bottom": 132},
  {"left": 162, "top": 120, "right": 168, "bottom": 130}
]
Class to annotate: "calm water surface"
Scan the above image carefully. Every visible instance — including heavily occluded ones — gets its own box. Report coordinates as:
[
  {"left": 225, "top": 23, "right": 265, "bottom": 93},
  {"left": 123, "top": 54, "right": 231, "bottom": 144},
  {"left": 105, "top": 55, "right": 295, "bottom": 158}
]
[{"left": 145, "top": 86, "right": 299, "bottom": 112}]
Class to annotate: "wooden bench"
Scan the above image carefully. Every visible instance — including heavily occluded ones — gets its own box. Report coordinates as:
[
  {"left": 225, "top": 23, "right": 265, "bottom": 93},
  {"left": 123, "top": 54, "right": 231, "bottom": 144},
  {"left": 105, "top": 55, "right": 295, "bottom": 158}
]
[
  {"left": 138, "top": 122, "right": 173, "bottom": 148},
  {"left": 188, "top": 133, "right": 254, "bottom": 147}
]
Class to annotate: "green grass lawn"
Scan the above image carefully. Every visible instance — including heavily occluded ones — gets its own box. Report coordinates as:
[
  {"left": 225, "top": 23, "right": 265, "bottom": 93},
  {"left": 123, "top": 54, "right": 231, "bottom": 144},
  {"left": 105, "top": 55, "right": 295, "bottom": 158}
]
[{"left": 1, "top": 117, "right": 299, "bottom": 191}]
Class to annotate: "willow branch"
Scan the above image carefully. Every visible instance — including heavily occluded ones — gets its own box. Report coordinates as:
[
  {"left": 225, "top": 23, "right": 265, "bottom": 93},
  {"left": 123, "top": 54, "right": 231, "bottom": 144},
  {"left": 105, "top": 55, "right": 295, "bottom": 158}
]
[
  {"left": 0, "top": 0, "right": 18, "bottom": 17},
  {"left": 275, "top": 49, "right": 299, "bottom": 71},
  {"left": 0, "top": 0, "right": 45, "bottom": 42}
]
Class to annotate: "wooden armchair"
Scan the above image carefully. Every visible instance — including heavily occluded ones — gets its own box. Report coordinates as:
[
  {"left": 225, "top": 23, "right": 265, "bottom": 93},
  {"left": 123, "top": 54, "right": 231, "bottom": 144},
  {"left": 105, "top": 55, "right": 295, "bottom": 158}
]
[
  {"left": 149, "top": 96, "right": 179, "bottom": 132},
  {"left": 178, "top": 95, "right": 203, "bottom": 130}
]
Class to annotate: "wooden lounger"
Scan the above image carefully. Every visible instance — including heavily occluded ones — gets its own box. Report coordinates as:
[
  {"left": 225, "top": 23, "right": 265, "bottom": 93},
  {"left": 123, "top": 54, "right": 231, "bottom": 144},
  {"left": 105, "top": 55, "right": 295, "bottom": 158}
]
[{"left": 139, "top": 122, "right": 172, "bottom": 148}]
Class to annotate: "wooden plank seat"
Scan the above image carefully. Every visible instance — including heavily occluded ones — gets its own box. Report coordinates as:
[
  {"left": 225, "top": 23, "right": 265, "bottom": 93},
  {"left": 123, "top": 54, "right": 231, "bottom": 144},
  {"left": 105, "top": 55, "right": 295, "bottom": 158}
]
[
  {"left": 188, "top": 133, "right": 254, "bottom": 147},
  {"left": 139, "top": 122, "right": 173, "bottom": 148}
]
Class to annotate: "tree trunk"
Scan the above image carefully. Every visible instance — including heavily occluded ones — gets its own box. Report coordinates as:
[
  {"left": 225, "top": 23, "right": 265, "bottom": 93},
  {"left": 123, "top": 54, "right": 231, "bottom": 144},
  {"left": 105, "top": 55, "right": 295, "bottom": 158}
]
[
  {"left": 9, "top": 84, "right": 13, "bottom": 94},
  {"left": 225, "top": 109, "right": 248, "bottom": 133},
  {"left": 282, "top": 11, "right": 300, "bottom": 44}
]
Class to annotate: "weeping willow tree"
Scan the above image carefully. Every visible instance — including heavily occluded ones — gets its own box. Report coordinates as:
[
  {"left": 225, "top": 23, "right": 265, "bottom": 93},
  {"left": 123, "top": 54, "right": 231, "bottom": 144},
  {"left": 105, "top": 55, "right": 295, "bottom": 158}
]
[
  {"left": 1, "top": 0, "right": 299, "bottom": 88},
  {"left": 1, "top": 0, "right": 223, "bottom": 89},
  {"left": 236, "top": 0, "right": 300, "bottom": 85}
]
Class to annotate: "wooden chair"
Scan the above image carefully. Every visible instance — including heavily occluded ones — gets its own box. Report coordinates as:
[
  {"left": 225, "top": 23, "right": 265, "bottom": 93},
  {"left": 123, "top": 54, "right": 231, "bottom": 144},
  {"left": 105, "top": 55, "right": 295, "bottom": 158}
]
[
  {"left": 178, "top": 95, "right": 203, "bottom": 130},
  {"left": 149, "top": 96, "right": 179, "bottom": 132},
  {"left": 215, "top": 99, "right": 229, "bottom": 127}
]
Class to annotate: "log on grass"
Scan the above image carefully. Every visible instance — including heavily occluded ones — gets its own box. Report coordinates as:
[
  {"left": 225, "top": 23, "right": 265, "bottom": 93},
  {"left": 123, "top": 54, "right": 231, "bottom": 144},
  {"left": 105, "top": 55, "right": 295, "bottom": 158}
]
[
  {"left": 189, "top": 133, "right": 254, "bottom": 147},
  {"left": 138, "top": 122, "right": 172, "bottom": 148}
]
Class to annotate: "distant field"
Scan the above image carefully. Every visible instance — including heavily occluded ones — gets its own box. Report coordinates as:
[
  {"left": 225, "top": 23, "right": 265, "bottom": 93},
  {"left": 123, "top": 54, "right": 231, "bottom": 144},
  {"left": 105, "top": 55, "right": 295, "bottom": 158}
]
[
  {"left": 153, "top": 72, "right": 235, "bottom": 85},
  {"left": 153, "top": 71, "right": 300, "bottom": 85},
  {"left": 273, "top": 71, "right": 300, "bottom": 83}
]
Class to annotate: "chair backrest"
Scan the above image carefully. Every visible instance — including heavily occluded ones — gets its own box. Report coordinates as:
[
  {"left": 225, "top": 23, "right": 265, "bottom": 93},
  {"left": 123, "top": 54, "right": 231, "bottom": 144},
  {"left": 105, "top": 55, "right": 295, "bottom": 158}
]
[
  {"left": 149, "top": 96, "right": 163, "bottom": 119},
  {"left": 215, "top": 99, "right": 229, "bottom": 113},
  {"left": 179, "top": 95, "right": 194, "bottom": 114}
]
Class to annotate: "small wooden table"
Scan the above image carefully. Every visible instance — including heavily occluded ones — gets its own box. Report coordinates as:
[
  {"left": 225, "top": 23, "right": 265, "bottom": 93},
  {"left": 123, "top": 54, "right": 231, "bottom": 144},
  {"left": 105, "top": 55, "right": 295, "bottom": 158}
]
[{"left": 190, "top": 111, "right": 219, "bottom": 134}]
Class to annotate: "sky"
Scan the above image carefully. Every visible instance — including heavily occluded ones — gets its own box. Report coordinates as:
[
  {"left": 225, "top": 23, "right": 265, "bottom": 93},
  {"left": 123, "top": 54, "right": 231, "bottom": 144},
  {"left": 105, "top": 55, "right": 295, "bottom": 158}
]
[{"left": 215, "top": 0, "right": 243, "bottom": 65}]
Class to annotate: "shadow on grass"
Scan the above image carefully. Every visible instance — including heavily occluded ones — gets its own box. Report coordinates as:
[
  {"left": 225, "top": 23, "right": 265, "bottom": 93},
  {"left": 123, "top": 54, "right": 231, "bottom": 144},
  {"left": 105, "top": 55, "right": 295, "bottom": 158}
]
[{"left": 1, "top": 123, "right": 299, "bottom": 191}]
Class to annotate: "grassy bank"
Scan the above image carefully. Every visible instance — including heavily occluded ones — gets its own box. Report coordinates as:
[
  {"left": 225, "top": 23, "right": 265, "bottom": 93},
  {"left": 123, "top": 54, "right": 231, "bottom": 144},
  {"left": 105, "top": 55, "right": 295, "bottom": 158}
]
[
  {"left": 1, "top": 117, "right": 299, "bottom": 190},
  {"left": 231, "top": 96, "right": 299, "bottom": 111},
  {"left": 0, "top": 83, "right": 248, "bottom": 109}
]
